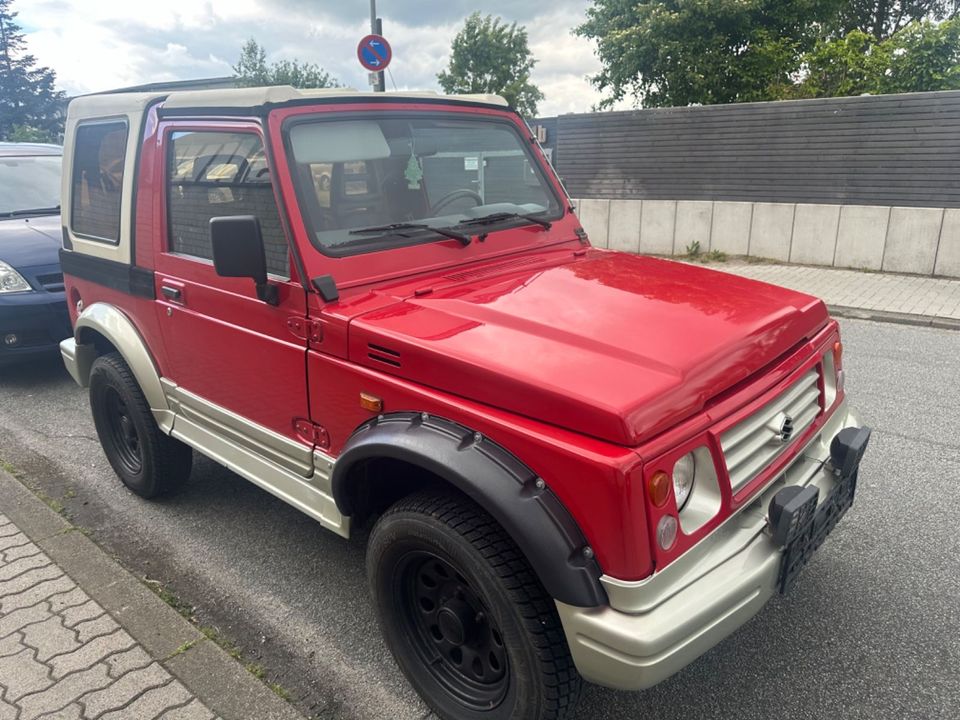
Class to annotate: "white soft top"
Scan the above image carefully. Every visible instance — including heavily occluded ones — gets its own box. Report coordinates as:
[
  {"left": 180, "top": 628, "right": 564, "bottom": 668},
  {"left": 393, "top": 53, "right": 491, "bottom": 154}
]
[{"left": 68, "top": 86, "right": 509, "bottom": 120}]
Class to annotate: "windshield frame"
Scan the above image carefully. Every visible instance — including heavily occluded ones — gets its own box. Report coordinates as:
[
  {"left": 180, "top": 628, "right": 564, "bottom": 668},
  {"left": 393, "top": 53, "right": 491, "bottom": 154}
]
[
  {"left": 280, "top": 111, "right": 565, "bottom": 258},
  {"left": 0, "top": 153, "right": 62, "bottom": 217}
]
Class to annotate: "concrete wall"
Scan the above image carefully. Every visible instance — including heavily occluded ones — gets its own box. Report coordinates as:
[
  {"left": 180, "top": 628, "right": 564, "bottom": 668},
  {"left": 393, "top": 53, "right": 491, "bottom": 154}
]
[{"left": 571, "top": 199, "right": 960, "bottom": 278}]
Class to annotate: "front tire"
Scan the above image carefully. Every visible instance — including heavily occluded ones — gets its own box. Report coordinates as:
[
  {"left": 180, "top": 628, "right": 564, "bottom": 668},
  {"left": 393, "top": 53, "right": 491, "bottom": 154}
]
[
  {"left": 367, "top": 490, "right": 581, "bottom": 720},
  {"left": 89, "top": 352, "right": 192, "bottom": 498}
]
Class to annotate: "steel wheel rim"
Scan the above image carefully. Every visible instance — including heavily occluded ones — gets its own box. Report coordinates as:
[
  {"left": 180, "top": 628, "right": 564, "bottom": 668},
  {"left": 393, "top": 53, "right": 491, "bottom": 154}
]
[
  {"left": 397, "top": 551, "right": 509, "bottom": 710},
  {"left": 104, "top": 387, "right": 142, "bottom": 474}
]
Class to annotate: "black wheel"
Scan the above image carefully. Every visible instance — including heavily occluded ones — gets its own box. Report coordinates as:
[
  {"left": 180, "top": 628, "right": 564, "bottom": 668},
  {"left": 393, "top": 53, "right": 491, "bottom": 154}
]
[
  {"left": 89, "top": 352, "right": 192, "bottom": 498},
  {"left": 367, "top": 490, "right": 581, "bottom": 720}
]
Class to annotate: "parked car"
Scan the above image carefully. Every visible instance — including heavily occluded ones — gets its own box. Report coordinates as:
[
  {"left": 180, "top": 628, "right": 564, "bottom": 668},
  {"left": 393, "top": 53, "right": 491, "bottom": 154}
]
[
  {"left": 0, "top": 142, "right": 71, "bottom": 366},
  {"left": 58, "top": 87, "right": 871, "bottom": 720}
]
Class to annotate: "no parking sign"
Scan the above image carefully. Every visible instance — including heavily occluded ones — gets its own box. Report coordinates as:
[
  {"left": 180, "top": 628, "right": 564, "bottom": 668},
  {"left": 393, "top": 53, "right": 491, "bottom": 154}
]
[{"left": 357, "top": 34, "right": 392, "bottom": 72}]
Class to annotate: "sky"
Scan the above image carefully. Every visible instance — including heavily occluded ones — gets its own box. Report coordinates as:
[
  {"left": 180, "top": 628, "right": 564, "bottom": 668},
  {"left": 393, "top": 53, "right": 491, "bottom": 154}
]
[{"left": 17, "top": 0, "right": 619, "bottom": 117}]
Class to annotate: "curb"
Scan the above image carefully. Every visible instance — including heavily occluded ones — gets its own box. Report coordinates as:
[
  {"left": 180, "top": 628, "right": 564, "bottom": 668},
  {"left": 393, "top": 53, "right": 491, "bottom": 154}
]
[
  {"left": 828, "top": 305, "right": 960, "bottom": 331},
  {"left": 0, "top": 468, "right": 305, "bottom": 720}
]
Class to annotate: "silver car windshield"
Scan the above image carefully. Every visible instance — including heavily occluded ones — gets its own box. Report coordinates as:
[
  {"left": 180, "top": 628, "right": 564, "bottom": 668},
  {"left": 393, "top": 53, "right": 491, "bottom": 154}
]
[
  {"left": 0, "top": 155, "right": 61, "bottom": 215},
  {"left": 287, "top": 115, "right": 561, "bottom": 255}
]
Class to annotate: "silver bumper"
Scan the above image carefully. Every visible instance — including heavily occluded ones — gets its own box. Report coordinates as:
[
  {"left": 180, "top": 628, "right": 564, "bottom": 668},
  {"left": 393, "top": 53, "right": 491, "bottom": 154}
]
[
  {"left": 557, "top": 400, "right": 862, "bottom": 691},
  {"left": 60, "top": 337, "right": 84, "bottom": 387}
]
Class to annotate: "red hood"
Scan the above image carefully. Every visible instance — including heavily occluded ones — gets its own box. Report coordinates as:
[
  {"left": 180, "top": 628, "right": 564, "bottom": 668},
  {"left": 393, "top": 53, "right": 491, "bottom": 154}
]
[{"left": 348, "top": 251, "right": 828, "bottom": 446}]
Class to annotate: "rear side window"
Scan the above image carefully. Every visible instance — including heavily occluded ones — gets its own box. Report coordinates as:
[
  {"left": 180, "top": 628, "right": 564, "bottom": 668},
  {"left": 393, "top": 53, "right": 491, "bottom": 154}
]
[
  {"left": 167, "top": 131, "right": 289, "bottom": 277},
  {"left": 71, "top": 121, "right": 128, "bottom": 242}
]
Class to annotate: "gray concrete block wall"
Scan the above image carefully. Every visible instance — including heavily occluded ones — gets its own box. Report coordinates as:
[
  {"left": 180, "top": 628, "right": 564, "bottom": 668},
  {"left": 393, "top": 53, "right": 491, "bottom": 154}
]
[
  {"left": 791, "top": 204, "right": 840, "bottom": 266},
  {"left": 749, "top": 203, "right": 794, "bottom": 262},
  {"left": 673, "top": 201, "right": 712, "bottom": 254},
  {"left": 834, "top": 206, "right": 889, "bottom": 271},
  {"left": 710, "top": 202, "right": 752, "bottom": 255},
  {"left": 607, "top": 199, "right": 641, "bottom": 253},
  {"left": 570, "top": 198, "right": 960, "bottom": 278},
  {"left": 882, "top": 207, "right": 943, "bottom": 274},
  {"left": 639, "top": 200, "right": 676, "bottom": 255},
  {"left": 936, "top": 209, "right": 960, "bottom": 277}
]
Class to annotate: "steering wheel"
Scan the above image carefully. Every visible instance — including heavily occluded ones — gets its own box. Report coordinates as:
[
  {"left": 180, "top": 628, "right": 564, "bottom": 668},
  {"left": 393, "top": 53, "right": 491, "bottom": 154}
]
[{"left": 430, "top": 188, "right": 483, "bottom": 215}]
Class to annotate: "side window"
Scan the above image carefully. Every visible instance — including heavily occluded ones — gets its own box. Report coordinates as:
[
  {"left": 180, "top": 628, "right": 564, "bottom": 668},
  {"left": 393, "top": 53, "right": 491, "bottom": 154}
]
[
  {"left": 167, "top": 131, "right": 289, "bottom": 277},
  {"left": 71, "top": 121, "right": 128, "bottom": 242}
]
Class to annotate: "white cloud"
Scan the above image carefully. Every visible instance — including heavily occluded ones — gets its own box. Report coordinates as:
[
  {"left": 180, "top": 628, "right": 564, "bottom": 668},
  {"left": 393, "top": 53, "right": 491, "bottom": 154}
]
[{"left": 19, "top": 0, "right": 612, "bottom": 116}]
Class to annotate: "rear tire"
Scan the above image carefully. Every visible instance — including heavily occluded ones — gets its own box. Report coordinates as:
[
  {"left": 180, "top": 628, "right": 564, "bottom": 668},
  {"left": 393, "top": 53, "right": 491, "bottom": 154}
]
[
  {"left": 89, "top": 352, "right": 192, "bottom": 498},
  {"left": 367, "top": 489, "right": 582, "bottom": 720}
]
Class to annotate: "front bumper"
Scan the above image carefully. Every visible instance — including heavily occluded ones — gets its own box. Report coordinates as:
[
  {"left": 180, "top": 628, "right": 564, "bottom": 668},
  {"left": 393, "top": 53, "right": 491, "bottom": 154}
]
[
  {"left": 0, "top": 291, "right": 70, "bottom": 364},
  {"left": 556, "top": 399, "right": 865, "bottom": 691}
]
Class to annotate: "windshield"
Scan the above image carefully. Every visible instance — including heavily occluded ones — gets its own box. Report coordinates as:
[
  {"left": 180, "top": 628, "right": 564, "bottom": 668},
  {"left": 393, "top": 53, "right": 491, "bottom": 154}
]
[
  {"left": 0, "top": 154, "right": 61, "bottom": 215},
  {"left": 286, "top": 115, "right": 562, "bottom": 255}
]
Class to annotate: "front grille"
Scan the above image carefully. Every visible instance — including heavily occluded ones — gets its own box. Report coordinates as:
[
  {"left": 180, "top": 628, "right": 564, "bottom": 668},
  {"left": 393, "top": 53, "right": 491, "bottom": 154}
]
[
  {"left": 35, "top": 272, "right": 64, "bottom": 292},
  {"left": 720, "top": 368, "right": 821, "bottom": 492}
]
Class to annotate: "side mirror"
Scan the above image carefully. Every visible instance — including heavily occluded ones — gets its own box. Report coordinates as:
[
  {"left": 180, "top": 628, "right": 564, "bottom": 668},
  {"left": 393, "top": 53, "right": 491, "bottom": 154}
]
[{"left": 210, "top": 215, "right": 278, "bottom": 305}]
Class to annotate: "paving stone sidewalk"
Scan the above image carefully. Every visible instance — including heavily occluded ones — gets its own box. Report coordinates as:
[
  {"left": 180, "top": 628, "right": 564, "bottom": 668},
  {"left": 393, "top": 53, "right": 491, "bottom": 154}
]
[
  {"left": 0, "top": 471, "right": 304, "bottom": 720},
  {"left": 0, "top": 513, "right": 216, "bottom": 720},
  {"left": 713, "top": 261, "right": 960, "bottom": 327}
]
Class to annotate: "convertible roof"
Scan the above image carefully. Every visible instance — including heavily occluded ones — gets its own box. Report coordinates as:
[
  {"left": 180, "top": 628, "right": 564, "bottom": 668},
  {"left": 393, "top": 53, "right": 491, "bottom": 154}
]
[{"left": 67, "top": 86, "right": 511, "bottom": 121}]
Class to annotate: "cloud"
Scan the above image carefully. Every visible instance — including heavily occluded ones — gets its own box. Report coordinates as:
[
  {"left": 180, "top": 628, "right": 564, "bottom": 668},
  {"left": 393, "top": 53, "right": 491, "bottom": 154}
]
[{"left": 19, "top": 0, "right": 610, "bottom": 116}]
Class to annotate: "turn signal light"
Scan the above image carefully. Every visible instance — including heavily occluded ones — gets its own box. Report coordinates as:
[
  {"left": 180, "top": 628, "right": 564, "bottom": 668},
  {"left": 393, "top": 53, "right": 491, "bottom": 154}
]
[
  {"left": 648, "top": 471, "right": 671, "bottom": 507},
  {"left": 833, "top": 341, "right": 843, "bottom": 365},
  {"left": 360, "top": 392, "right": 383, "bottom": 413}
]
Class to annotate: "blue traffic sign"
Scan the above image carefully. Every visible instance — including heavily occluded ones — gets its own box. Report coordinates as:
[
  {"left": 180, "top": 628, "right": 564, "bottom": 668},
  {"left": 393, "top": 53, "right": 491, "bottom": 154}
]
[{"left": 357, "top": 34, "right": 392, "bottom": 72}]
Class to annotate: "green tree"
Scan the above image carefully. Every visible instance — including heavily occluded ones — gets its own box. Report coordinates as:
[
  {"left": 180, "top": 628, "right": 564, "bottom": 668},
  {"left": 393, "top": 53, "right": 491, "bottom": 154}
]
[
  {"left": 437, "top": 13, "right": 544, "bottom": 117},
  {"left": 233, "top": 39, "right": 340, "bottom": 89},
  {"left": 0, "top": 0, "right": 65, "bottom": 142},
  {"left": 577, "top": 0, "right": 960, "bottom": 108},
  {"left": 794, "top": 17, "right": 960, "bottom": 97}
]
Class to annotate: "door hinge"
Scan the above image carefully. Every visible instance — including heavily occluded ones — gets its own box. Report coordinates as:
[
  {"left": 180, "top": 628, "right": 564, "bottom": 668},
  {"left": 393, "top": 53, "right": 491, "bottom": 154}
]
[
  {"left": 294, "top": 418, "right": 330, "bottom": 449},
  {"left": 286, "top": 316, "right": 323, "bottom": 346}
]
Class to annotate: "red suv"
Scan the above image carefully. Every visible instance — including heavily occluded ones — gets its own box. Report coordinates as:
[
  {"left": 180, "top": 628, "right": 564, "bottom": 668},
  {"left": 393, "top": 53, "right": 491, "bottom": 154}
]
[{"left": 59, "top": 86, "right": 870, "bottom": 720}]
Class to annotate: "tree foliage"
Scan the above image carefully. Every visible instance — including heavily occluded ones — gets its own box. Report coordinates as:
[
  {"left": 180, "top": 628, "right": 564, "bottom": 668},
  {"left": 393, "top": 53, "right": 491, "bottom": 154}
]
[
  {"left": 437, "top": 13, "right": 544, "bottom": 117},
  {"left": 794, "top": 17, "right": 960, "bottom": 97},
  {"left": 0, "top": 0, "right": 65, "bottom": 142},
  {"left": 233, "top": 39, "right": 340, "bottom": 89},
  {"left": 577, "top": 0, "right": 960, "bottom": 107}
]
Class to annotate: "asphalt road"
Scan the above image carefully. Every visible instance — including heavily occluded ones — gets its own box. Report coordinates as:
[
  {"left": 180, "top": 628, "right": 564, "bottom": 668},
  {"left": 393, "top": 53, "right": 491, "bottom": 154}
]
[{"left": 0, "top": 317, "right": 957, "bottom": 720}]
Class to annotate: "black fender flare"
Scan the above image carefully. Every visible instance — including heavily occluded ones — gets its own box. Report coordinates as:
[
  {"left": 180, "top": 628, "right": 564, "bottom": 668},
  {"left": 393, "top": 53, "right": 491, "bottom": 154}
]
[{"left": 331, "top": 412, "right": 607, "bottom": 608}]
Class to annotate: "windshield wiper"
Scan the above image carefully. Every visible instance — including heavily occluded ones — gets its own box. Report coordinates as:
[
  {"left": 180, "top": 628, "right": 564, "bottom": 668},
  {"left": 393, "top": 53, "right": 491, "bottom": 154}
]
[
  {"left": 348, "top": 222, "right": 471, "bottom": 246},
  {"left": 456, "top": 212, "right": 552, "bottom": 231},
  {"left": 0, "top": 205, "right": 60, "bottom": 218}
]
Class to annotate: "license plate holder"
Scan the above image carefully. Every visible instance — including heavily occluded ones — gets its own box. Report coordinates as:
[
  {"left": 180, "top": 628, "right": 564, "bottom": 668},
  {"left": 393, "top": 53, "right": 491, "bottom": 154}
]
[{"left": 778, "top": 471, "right": 858, "bottom": 594}]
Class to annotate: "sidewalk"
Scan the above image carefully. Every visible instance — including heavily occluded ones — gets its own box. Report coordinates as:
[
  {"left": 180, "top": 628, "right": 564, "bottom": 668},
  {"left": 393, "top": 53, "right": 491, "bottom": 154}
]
[
  {"left": 0, "top": 470, "right": 304, "bottom": 720},
  {"left": 706, "top": 261, "right": 960, "bottom": 329}
]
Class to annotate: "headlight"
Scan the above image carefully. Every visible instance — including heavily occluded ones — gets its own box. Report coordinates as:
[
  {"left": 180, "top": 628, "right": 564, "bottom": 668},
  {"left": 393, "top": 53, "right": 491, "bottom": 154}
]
[
  {"left": 673, "top": 452, "right": 696, "bottom": 509},
  {"left": 0, "top": 261, "right": 31, "bottom": 293}
]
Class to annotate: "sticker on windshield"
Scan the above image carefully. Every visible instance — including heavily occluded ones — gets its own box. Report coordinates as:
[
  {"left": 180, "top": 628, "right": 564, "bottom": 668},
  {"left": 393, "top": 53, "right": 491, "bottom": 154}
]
[
  {"left": 405, "top": 154, "right": 423, "bottom": 189},
  {"left": 464, "top": 156, "right": 479, "bottom": 171}
]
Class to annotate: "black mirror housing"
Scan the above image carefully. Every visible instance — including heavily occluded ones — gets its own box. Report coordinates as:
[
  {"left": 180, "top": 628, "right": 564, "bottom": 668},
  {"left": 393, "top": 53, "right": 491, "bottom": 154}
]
[{"left": 210, "top": 216, "right": 277, "bottom": 304}]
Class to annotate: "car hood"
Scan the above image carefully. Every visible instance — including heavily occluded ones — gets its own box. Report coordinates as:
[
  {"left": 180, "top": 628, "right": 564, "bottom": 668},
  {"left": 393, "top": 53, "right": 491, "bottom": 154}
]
[
  {"left": 348, "top": 251, "right": 829, "bottom": 446},
  {"left": 0, "top": 215, "right": 61, "bottom": 269}
]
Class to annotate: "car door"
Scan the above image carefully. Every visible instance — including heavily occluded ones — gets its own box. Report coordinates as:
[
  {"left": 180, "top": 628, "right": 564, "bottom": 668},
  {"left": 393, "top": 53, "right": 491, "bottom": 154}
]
[{"left": 153, "top": 121, "right": 314, "bottom": 476}]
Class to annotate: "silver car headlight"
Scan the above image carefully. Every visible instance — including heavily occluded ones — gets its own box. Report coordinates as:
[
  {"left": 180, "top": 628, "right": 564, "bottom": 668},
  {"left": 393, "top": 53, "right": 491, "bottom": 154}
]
[
  {"left": 0, "top": 261, "right": 31, "bottom": 293},
  {"left": 673, "top": 452, "right": 696, "bottom": 510}
]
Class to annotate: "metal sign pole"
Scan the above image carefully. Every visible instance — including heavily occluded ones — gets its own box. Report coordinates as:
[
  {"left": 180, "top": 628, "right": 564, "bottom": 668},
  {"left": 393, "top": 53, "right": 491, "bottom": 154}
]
[{"left": 369, "top": 1, "right": 385, "bottom": 92}]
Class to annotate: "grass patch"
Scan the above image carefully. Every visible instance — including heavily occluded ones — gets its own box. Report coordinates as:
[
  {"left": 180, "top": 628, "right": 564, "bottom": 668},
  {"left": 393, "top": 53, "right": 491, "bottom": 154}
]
[
  {"left": 681, "top": 243, "right": 727, "bottom": 264},
  {"left": 200, "top": 625, "right": 243, "bottom": 660},
  {"left": 143, "top": 578, "right": 196, "bottom": 620},
  {"left": 268, "top": 682, "right": 292, "bottom": 701},
  {"left": 165, "top": 639, "right": 199, "bottom": 660}
]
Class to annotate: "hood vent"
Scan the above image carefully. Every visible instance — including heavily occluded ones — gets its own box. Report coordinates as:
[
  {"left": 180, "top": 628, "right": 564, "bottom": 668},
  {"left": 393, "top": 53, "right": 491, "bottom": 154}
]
[
  {"left": 368, "top": 343, "right": 401, "bottom": 368},
  {"left": 444, "top": 256, "right": 541, "bottom": 282}
]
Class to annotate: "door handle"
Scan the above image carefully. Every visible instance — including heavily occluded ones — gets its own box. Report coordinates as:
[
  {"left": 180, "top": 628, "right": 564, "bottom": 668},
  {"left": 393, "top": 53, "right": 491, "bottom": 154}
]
[{"left": 161, "top": 285, "right": 183, "bottom": 302}]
